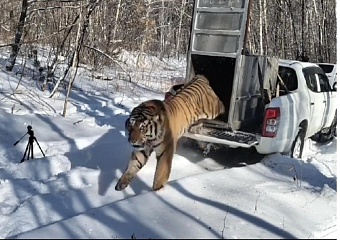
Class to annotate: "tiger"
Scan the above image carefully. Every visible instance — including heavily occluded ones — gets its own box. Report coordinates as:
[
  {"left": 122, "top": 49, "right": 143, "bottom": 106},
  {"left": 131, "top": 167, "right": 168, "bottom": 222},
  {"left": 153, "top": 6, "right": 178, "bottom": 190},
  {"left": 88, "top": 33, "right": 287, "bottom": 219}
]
[
  {"left": 164, "top": 82, "right": 185, "bottom": 100},
  {"left": 115, "top": 74, "right": 225, "bottom": 191}
]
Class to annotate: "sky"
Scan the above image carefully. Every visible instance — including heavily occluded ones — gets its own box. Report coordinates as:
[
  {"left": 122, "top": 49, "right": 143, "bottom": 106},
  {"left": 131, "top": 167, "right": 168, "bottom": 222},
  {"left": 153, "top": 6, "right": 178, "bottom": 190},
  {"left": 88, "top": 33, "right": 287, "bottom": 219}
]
[{"left": 0, "top": 51, "right": 337, "bottom": 239}]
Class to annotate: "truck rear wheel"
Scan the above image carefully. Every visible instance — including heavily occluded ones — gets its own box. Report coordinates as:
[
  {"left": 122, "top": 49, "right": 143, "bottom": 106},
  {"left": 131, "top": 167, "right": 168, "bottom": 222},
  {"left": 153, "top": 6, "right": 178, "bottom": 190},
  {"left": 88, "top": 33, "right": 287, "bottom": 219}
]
[
  {"left": 312, "top": 113, "right": 337, "bottom": 143},
  {"left": 290, "top": 128, "right": 305, "bottom": 159}
]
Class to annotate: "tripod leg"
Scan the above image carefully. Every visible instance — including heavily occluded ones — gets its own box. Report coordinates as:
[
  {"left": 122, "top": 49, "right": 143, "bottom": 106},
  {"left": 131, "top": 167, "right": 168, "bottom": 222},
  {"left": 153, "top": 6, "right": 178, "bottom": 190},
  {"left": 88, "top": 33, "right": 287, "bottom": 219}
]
[
  {"left": 30, "top": 141, "right": 34, "bottom": 159},
  {"left": 34, "top": 138, "right": 45, "bottom": 157},
  {"left": 14, "top": 132, "right": 28, "bottom": 146},
  {"left": 27, "top": 142, "right": 31, "bottom": 160},
  {"left": 21, "top": 142, "right": 30, "bottom": 163}
]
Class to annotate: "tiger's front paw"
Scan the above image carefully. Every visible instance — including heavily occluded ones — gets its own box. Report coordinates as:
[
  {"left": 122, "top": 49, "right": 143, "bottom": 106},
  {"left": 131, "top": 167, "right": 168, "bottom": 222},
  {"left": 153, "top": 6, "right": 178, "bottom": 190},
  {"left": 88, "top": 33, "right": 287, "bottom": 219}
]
[
  {"left": 115, "top": 182, "right": 128, "bottom": 191},
  {"left": 152, "top": 181, "right": 166, "bottom": 191},
  {"left": 115, "top": 175, "right": 132, "bottom": 191}
]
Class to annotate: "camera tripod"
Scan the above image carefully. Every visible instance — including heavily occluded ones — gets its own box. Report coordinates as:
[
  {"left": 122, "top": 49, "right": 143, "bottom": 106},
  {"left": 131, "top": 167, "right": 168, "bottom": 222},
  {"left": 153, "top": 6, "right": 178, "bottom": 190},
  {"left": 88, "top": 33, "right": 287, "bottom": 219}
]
[{"left": 14, "top": 125, "right": 45, "bottom": 163}]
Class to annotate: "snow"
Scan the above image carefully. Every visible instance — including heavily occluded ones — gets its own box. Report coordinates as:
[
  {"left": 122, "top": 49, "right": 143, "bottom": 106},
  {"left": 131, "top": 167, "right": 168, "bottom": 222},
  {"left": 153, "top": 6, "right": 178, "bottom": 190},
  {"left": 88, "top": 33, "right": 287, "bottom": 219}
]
[{"left": 0, "top": 52, "right": 338, "bottom": 239}]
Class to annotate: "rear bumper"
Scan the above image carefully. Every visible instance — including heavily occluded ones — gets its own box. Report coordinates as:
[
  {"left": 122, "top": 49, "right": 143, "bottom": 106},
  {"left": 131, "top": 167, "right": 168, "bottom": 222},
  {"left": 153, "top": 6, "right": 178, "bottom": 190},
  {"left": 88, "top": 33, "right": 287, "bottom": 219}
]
[{"left": 255, "top": 136, "right": 288, "bottom": 154}]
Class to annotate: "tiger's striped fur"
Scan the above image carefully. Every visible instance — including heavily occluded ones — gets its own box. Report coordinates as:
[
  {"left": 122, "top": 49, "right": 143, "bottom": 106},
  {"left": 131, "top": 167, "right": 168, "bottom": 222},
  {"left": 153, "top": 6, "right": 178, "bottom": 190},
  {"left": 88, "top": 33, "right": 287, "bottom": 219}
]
[{"left": 115, "top": 74, "right": 225, "bottom": 191}]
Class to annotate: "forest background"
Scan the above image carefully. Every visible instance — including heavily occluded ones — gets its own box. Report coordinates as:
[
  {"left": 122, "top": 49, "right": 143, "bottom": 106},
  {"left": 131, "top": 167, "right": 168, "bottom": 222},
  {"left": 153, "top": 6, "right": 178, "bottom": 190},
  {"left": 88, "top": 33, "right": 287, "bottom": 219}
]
[{"left": 0, "top": 0, "right": 337, "bottom": 82}]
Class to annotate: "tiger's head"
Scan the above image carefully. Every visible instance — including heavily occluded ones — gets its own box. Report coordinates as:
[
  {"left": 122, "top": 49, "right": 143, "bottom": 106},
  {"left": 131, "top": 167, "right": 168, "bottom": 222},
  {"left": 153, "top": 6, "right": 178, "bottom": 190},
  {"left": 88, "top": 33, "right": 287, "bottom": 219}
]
[{"left": 125, "top": 101, "right": 166, "bottom": 149}]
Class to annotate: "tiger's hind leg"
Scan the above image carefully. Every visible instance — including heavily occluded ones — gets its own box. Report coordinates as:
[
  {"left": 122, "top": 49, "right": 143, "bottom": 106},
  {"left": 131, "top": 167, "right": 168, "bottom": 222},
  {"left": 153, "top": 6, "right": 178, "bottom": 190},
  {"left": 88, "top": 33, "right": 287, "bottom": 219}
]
[
  {"left": 115, "top": 148, "right": 153, "bottom": 191},
  {"left": 152, "top": 142, "right": 175, "bottom": 191}
]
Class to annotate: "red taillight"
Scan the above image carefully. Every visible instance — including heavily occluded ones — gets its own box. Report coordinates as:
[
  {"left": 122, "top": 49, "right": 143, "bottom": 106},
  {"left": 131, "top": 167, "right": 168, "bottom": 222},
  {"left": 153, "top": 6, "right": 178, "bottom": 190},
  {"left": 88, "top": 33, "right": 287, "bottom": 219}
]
[{"left": 262, "top": 107, "right": 280, "bottom": 138}]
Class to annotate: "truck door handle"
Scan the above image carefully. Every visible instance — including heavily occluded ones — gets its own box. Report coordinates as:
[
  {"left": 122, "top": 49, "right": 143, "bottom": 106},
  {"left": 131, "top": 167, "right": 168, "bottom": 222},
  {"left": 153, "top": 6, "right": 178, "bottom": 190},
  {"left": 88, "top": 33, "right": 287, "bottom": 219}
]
[
  {"left": 323, "top": 100, "right": 326, "bottom": 103},
  {"left": 310, "top": 102, "right": 315, "bottom": 105}
]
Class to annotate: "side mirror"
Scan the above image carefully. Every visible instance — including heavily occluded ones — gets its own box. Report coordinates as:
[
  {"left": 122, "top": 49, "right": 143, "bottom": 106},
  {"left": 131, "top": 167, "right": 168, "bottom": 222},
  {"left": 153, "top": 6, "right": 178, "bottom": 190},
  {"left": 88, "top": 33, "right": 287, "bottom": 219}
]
[{"left": 333, "top": 82, "right": 337, "bottom": 91}]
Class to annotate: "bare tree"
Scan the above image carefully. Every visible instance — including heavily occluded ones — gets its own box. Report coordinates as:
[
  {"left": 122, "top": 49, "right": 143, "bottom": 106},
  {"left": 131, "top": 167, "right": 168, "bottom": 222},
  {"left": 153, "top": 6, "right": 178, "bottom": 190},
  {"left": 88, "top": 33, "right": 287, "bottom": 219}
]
[
  {"left": 6, "top": 0, "right": 29, "bottom": 71},
  {"left": 0, "top": 0, "right": 336, "bottom": 86},
  {"left": 247, "top": 0, "right": 336, "bottom": 62},
  {"left": 62, "top": 0, "right": 100, "bottom": 117}
]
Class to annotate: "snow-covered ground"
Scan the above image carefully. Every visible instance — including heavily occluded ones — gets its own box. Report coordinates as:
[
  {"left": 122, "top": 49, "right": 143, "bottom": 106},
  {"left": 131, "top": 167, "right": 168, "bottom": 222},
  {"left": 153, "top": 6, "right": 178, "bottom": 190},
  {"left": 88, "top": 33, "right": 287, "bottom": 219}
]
[{"left": 0, "top": 52, "right": 337, "bottom": 239}]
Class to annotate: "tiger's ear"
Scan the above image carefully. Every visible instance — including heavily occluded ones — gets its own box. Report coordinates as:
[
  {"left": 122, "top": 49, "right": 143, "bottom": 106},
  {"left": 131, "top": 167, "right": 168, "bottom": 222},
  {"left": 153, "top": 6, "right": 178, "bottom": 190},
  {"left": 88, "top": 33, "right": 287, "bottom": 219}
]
[
  {"left": 153, "top": 114, "right": 162, "bottom": 122},
  {"left": 125, "top": 117, "right": 130, "bottom": 128}
]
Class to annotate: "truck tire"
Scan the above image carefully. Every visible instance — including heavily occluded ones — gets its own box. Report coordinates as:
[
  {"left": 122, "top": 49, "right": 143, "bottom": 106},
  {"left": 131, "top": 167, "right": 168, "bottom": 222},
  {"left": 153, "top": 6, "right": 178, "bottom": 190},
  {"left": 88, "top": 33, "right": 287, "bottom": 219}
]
[
  {"left": 290, "top": 127, "right": 305, "bottom": 159},
  {"left": 312, "top": 113, "right": 337, "bottom": 143}
]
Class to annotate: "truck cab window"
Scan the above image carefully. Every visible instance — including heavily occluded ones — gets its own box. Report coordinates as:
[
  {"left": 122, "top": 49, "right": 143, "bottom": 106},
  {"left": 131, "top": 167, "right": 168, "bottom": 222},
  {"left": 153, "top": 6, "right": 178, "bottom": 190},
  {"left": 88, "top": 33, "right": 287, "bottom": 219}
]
[
  {"left": 305, "top": 74, "right": 318, "bottom": 92},
  {"left": 318, "top": 73, "right": 332, "bottom": 92},
  {"left": 278, "top": 67, "right": 298, "bottom": 93},
  {"left": 303, "top": 68, "right": 319, "bottom": 92}
]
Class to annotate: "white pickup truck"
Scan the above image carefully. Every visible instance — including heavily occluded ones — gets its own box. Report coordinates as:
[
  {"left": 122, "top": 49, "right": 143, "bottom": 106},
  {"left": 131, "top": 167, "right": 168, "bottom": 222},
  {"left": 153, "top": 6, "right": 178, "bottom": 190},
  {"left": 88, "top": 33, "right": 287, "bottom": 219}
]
[
  {"left": 255, "top": 59, "right": 337, "bottom": 157},
  {"left": 167, "top": 58, "right": 337, "bottom": 159}
]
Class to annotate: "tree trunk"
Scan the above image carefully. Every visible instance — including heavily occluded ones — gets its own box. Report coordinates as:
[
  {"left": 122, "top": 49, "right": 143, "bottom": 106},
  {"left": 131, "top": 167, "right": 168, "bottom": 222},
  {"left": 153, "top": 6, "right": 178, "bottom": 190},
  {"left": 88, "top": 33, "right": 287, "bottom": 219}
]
[
  {"left": 313, "top": 0, "right": 323, "bottom": 62},
  {"left": 158, "top": 0, "right": 165, "bottom": 60},
  {"left": 112, "top": 0, "right": 121, "bottom": 40},
  {"left": 6, "top": 0, "right": 29, "bottom": 71},
  {"left": 243, "top": 0, "right": 253, "bottom": 54},
  {"left": 62, "top": 0, "right": 99, "bottom": 117},
  {"left": 176, "top": 0, "right": 186, "bottom": 59},
  {"left": 141, "top": 0, "right": 152, "bottom": 53},
  {"left": 259, "top": 0, "right": 263, "bottom": 55},
  {"left": 62, "top": 16, "right": 82, "bottom": 117},
  {"left": 301, "top": 0, "right": 305, "bottom": 59},
  {"left": 263, "top": 0, "right": 268, "bottom": 55}
]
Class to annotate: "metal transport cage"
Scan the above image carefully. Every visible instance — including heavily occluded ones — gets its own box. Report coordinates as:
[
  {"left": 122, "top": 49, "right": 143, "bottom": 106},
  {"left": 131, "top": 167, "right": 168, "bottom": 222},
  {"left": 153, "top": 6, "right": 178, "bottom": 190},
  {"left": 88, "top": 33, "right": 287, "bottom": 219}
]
[{"left": 182, "top": 0, "right": 279, "bottom": 147}]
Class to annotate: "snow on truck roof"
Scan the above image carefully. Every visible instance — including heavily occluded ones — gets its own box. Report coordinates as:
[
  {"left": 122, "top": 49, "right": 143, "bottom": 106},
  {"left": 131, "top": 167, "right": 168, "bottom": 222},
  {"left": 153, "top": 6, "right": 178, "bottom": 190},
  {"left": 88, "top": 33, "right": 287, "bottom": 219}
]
[{"left": 279, "top": 59, "right": 319, "bottom": 68}]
